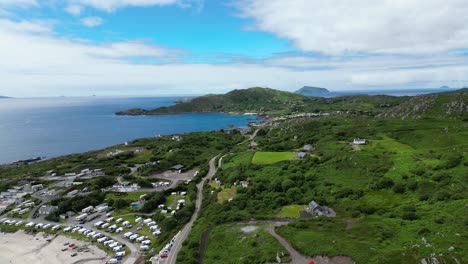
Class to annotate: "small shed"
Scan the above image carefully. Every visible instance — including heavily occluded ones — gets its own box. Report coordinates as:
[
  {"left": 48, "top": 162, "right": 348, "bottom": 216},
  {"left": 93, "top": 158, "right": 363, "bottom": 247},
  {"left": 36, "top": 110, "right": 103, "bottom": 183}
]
[{"left": 353, "top": 138, "right": 366, "bottom": 145}]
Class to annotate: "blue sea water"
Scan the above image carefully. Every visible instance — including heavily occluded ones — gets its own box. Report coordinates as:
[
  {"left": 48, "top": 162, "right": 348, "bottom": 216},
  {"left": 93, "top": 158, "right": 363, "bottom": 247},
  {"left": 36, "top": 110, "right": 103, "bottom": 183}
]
[{"left": 0, "top": 97, "right": 254, "bottom": 164}]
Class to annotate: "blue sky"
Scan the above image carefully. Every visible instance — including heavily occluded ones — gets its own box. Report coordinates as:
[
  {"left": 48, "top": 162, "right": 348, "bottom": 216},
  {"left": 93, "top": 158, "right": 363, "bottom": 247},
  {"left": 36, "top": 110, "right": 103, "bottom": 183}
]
[{"left": 1, "top": 0, "right": 468, "bottom": 96}]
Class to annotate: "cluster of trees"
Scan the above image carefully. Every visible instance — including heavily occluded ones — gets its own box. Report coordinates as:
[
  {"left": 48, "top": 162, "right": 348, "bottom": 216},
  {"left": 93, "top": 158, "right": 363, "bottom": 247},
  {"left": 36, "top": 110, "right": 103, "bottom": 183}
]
[{"left": 46, "top": 191, "right": 105, "bottom": 222}]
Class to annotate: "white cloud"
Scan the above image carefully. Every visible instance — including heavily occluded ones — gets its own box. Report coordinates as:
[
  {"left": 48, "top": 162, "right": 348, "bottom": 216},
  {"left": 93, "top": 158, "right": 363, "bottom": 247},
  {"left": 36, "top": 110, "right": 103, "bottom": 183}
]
[
  {"left": 64, "top": 4, "right": 84, "bottom": 16},
  {"left": 0, "top": 0, "right": 38, "bottom": 7},
  {"left": 70, "top": 0, "right": 184, "bottom": 12},
  {"left": 0, "top": 19, "right": 52, "bottom": 33},
  {"left": 238, "top": 0, "right": 468, "bottom": 55},
  {"left": 81, "top": 16, "right": 103, "bottom": 27},
  {"left": 0, "top": 19, "right": 467, "bottom": 97}
]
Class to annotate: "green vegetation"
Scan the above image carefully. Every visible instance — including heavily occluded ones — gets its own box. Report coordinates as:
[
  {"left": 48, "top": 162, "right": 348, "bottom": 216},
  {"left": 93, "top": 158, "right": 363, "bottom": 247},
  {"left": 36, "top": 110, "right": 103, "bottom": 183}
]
[
  {"left": 277, "top": 205, "right": 306, "bottom": 218},
  {"left": 216, "top": 186, "right": 237, "bottom": 203},
  {"left": 203, "top": 224, "right": 290, "bottom": 264},
  {"left": 178, "top": 116, "right": 467, "bottom": 264},
  {"left": 277, "top": 214, "right": 467, "bottom": 264},
  {"left": 117, "top": 87, "right": 467, "bottom": 120},
  {"left": 252, "top": 152, "right": 296, "bottom": 165},
  {"left": 116, "top": 87, "right": 309, "bottom": 116},
  {"left": 1, "top": 88, "right": 467, "bottom": 264}
]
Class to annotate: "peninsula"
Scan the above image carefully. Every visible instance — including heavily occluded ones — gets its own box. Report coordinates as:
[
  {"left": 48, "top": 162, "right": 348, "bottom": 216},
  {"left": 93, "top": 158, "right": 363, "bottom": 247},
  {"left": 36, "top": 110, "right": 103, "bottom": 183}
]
[{"left": 117, "top": 87, "right": 467, "bottom": 119}]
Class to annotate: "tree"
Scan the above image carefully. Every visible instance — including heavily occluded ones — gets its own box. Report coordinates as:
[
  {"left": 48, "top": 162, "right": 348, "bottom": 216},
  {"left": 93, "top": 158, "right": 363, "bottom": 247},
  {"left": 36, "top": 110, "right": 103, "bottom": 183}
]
[{"left": 114, "top": 199, "right": 130, "bottom": 209}]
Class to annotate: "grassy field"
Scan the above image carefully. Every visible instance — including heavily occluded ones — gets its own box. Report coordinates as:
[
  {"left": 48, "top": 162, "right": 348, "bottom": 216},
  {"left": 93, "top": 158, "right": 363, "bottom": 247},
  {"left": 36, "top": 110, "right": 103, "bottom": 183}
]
[
  {"left": 277, "top": 212, "right": 468, "bottom": 264},
  {"left": 277, "top": 205, "right": 307, "bottom": 218},
  {"left": 217, "top": 187, "right": 237, "bottom": 203},
  {"left": 204, "top": 224, "right": 290, "bottom": 264},
  {"left": 252, "top": 152, "right": 296, "bottom": 165},
  {"left": 165, "top": 194, "right": 182, "bottom": 208},
  {"left": 221, "top": 152, "right": 254, "bottom": 170},
  {"left": 105, "top": 191, "right": 149, "bottom": 201}
]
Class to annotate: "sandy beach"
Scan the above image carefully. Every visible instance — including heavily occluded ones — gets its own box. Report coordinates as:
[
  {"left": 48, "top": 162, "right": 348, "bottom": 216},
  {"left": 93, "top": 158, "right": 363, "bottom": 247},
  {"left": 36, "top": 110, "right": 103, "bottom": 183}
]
[{"left": 0, "top": 231, "right": 109, "bottom": 264}]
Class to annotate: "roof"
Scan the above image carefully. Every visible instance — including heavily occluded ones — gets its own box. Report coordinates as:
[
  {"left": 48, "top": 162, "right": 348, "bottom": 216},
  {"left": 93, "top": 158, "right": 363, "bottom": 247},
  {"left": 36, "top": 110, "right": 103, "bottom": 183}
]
[
  {"left": 303, "top": 144, "right": 313, "bottom": 150},
  {"left": 171, "top": 164, "right": 184, "bottom": 170},
  {"left": 308, "top": 201, "right": 319, "bottom": 210},
  {"left": 39, "top": 205, "right": 58, "bottom": 214}
]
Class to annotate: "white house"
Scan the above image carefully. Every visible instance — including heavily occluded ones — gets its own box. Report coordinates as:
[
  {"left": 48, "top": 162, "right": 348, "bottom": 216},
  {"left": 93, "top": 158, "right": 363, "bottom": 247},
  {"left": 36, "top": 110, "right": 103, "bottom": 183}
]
[{"left": 353, "top": 138, "right": 366, "bottom": 145}]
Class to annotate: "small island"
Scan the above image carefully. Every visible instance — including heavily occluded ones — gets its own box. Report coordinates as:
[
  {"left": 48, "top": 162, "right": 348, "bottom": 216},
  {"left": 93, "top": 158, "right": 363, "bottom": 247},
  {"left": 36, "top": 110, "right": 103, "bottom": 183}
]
[{"left": 294, "top": 86, "right": 332, "bottom": 97}]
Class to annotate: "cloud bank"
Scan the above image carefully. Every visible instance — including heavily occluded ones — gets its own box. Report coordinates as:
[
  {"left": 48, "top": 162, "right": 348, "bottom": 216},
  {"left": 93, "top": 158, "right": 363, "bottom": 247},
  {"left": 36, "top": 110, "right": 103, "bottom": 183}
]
[{"left": 239, "top": 0, "right": 468, "bottom": 54}]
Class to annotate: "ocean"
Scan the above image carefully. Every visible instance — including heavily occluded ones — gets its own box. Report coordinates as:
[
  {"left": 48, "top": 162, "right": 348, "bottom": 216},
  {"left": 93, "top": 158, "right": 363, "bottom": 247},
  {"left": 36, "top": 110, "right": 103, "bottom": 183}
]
[{"left": 0, "top": 97, "right": 254, "bottom": 164}]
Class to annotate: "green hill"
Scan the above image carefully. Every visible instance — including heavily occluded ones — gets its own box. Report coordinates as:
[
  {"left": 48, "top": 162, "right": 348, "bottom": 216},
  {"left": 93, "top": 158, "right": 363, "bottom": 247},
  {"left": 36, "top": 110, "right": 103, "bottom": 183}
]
[
  {"left": 117, "top": 87, "right": 310, "bottom": 116},
  {"left": 378, "top": 88, "right": 467, "bottom": 119},
  {"left": 118, "top": 87, "right": 467, "bottom": 119}
]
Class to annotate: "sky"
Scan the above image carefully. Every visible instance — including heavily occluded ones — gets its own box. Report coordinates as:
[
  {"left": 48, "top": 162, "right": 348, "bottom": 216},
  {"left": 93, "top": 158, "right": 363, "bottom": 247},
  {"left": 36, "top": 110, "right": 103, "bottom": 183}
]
[{"left": 1, "top": 0, "right": 468, "bottom": 97}]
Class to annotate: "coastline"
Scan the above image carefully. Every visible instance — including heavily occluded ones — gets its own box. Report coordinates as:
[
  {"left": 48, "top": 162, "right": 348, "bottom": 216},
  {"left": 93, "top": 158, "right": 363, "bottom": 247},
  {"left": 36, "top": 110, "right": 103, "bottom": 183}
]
[
  {"left": 0, "top": 113, "right": 264, "bottom": 167},
  {"left": 0, "top": 230, "right": 108, "bottom": 264}
]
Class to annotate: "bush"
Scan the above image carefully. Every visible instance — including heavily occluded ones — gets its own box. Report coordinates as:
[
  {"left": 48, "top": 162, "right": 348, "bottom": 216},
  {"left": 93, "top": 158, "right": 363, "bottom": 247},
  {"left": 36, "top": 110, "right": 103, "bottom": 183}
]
[
  {"left": 435, "top": 191, "right": 451, "bottom": 201},
  {"left": 392, "top": 183, "right": 406, "bottom": 193},
  {"left": 407, "top": 180, "right": 418, "bottom": 191}
]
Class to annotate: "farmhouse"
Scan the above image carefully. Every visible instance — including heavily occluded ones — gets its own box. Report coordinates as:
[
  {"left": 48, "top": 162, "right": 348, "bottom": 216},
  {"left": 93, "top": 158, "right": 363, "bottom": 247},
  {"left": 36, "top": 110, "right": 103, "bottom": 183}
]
[
  {"left": 303, "top": 144, "right": 314, "bottom": 151},
  {"left": 307, "top": 201, "right": 332, "bottom": 216},
  {"left": 297, "top": 152, "right": 309, "bottom": 159},
  {"left": 353, "top": 138, "right": 366, "bottom": 145}
]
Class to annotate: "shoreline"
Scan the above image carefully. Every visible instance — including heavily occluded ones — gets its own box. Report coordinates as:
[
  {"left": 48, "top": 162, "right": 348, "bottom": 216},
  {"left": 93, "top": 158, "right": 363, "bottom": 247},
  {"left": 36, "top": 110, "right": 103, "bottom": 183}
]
[
  {"left": 0, "top": 230, "right": 109, "bottom": 264},
  {"left": 0, "top": 112, "right": 260, "bottom": 166}
]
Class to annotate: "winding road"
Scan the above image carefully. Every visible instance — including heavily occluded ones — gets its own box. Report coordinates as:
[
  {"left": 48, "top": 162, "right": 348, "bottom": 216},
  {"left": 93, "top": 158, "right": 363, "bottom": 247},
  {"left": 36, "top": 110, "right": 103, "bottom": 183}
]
[{"left": 163, "top": 154, "right": 220, "bottom": 264}]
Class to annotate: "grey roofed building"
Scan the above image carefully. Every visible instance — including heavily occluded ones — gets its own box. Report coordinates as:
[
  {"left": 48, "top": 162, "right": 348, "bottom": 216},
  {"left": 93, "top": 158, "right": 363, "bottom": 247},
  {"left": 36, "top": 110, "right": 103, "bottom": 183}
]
[
  {"left": 308, "top": 200, "right": 329, "bottom": 216},
  {"left": 297, "top": 152, "right": 309, "bottom": 159},
  {"left": 38, "top": 205, "right": 58, "bottom": 215},
  {"left": 303, "top": 144, "right": 314, "bottom": 151},
  {"left": 171, "top": 164, "right": 184, "bottom": 170}
]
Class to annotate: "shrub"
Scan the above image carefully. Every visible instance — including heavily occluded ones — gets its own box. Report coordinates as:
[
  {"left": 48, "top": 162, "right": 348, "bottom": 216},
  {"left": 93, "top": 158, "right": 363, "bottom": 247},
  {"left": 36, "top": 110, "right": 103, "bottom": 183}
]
[{"left": 392, "top": 183, "right": 406, "bottom": 193}]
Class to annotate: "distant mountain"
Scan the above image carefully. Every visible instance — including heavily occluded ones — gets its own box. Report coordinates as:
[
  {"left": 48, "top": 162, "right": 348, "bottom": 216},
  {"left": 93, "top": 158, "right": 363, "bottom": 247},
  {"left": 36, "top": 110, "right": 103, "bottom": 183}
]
[
  {"left": 439, "top": 86, "right": 452, "bottom": 89},
  {"left": 379, "top": 88, "right": 467, "bottom": 119},
  {"left": 116, "top": 87, "right": 309, "bottom": 116},
  {"left": 0, "top": 96, "right": 10, "bottom": 99},
  {"left": 295, "top": 86, "right": 331, "bottom": 97}
]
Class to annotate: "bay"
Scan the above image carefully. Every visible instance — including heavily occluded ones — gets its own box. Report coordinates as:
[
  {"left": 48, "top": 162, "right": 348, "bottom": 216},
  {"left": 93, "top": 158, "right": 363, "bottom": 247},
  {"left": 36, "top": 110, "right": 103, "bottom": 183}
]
[{"left": 0, "top": 97, "right": 253, "bottom": 164}]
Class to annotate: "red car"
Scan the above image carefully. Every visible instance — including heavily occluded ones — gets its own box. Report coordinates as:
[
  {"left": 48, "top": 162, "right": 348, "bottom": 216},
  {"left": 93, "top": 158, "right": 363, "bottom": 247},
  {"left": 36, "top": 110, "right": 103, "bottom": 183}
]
[
  {"left": 68, "top": 243, "right": 75, "bottom": 247},
  {"left": 160, "top": 253, "right": 168, "bottom": 258}
]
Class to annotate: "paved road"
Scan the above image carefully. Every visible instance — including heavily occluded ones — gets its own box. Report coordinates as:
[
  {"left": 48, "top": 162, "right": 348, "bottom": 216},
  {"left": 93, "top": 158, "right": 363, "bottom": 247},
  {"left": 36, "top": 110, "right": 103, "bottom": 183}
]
[
  {"left": 164, "top": 155, "right": 220, "bottom": 264},
  {"left": 237, "top": 128, "right": 260, "bottom": 145}
]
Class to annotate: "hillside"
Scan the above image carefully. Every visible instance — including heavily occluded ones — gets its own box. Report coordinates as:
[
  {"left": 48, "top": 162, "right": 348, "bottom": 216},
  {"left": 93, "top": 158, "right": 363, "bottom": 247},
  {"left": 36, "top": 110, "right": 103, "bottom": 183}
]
[
  {"left": 295, "top": 86, "right": 331, "bottom": 96},
  {"left": 379, "top": 88, "right": 467, "bottom": 119},
  {"left": 117, "top": 87, "right": 310, "bottom": 116}
]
